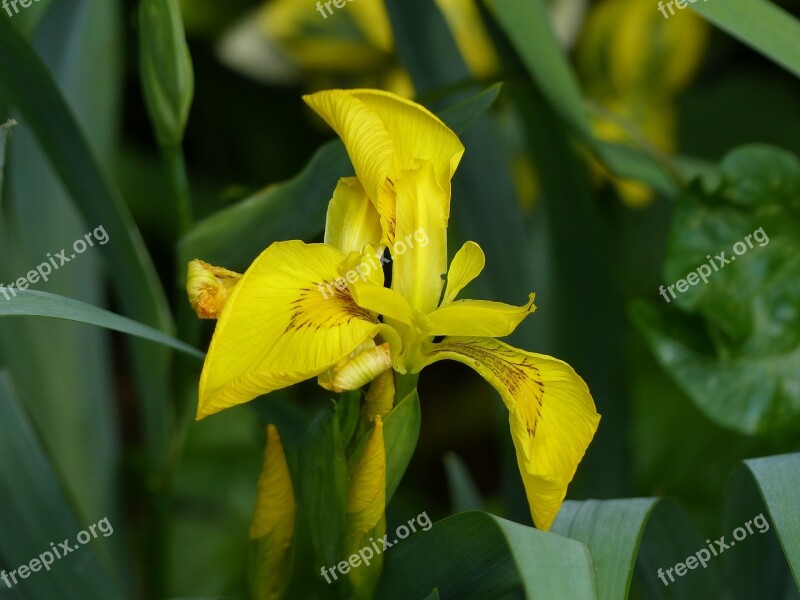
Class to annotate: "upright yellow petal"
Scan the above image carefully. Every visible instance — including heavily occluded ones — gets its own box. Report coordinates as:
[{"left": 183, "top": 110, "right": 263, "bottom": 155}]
[
  {"left": 199, "top": 241, "right": 385, "bottom": 418},
  {"left": 427, "top": 294, "right": 536, "bottom": 338},
  {"left": 435, "top": 0, "right": 499, "bottom": 78},
  {"left": 325, "top": 177, "right": 383, "bottom": 255},
  {"left": 421, "top": 337, "right": 600, "bottom": 530},
  {"left": 392, "top": 161, "right": 449, "bottom": 314},
  {"left": 303, "top": 90, "right": 464, "bottom": 244},
  {"left": 250, "top": 425, "right": 295, "bottom": 600},
  {"left": 441, "top": 241, "right": 485, "bottom": 306}
]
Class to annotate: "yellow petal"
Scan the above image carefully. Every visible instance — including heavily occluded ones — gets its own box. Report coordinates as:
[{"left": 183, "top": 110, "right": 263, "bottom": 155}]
[
  {"left": 186, "top": 259, "right": 242, "bottom": 319},
  {"left": 325, "top": 177, "right": 383, "bottom": 255},
  {"left": 392, "top": 161, "right": 449, "bottom": 314},
  {"left": 441, "top": 241, "right": 486, "bottom": 306},
  {"left": 303, "top": 89, "right": 464, "bottom": 244},
  {"left": 421, "top": 337, "right": 600, "bottom": 530},
  {"left": 199, "top": 241, "right": 385, "bottom": 419},
  {"left": 348, "top": 279, "right": 414, "bottom": 327},
  {"left": 251, "top": 424, "right": 296, "bottom": 540},
  {"left": 427, "top": 294, "right": 536, "bottom": 338}
]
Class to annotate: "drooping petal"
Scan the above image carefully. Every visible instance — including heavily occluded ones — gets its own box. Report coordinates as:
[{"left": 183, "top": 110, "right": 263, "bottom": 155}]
[
  {"left": 427, "top": 294, "right": 536, "bottom": 338},
  {"left": 198, "top": 241, "right": 386, "bottom": 418},
  {"left": 441, "top": 241, "right": 485, "bottom": 306},
  {"left": 392, "top": 161, "right": 449, "bottom": 314},
  {"left": 420, "top": 337, "right": 600, "bottom": 530},
  {"left": 325, "top": 177, "right": 383, "bottom": 255}
]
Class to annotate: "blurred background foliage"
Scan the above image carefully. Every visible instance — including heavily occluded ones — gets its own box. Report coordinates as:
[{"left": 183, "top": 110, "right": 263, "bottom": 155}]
[{"left": 0, "top": 0, "right": 799, "bottom": 598}]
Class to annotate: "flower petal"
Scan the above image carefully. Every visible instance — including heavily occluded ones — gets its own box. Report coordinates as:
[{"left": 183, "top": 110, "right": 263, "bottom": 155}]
[
  {"left": 325, "top": 177, "right": 383, "bottom": 255},
  {"left": 427, "top": 294, "right": 536, "bottom": 338},
  {"left": 392, "top": 161, "right": 449, "bottom": 314},
  {"left": 421, "top": 337, "right": 600, "bottom": 530},
  {"left": 441, "top": 241, "right": 485, "bottom": 306},
  {"left": 303, "top": 89, "right": 464, "bottom": 244},
  {"left": 198, "top": 241, "right": 385, "bottom": 418}
]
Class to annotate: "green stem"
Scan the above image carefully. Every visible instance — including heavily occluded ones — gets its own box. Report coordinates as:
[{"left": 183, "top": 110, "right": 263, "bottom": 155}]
[{"left": 162, "top": 143, "right": 193, "bottom": 236}]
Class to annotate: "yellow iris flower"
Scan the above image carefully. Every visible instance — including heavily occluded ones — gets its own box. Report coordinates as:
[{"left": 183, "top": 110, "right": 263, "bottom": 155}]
[{"left": 191, "top": 89, "right": 600, "bottom": 531}]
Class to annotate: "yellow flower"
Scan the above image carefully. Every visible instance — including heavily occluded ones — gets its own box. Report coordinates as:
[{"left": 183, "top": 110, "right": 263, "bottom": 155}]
[
  {"left": 577, "top": 0, "right": 708, "bottom": 206},
  {"left": 193, "top": 89, "right": 600, "bottom": 531}
]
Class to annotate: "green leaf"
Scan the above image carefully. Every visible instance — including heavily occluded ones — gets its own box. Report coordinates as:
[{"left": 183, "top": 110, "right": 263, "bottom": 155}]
[
  {"left": 632, "top": 500, "right": 725, "bottom": 598},
  {"left": 0, "top": 118, "right": 12, "bottom": 203},
  {"left": 552, "top": 498, "right": 659, "bottom": 599},
  {"left": 738, "top": 453, "right": 800, "bottom": 588},
  {"left": 377, "top": 511, "right": 597, "bottom": 599},
  {"left": 299, "top": 403, "right": 348, "bottom": 568},
  {"left": 0, "top": 6, "right": 172, "bottom": 333},
  {"left": 383, "top": 388, "right": 421, "bottom": 503},
  {"left": 0, "top": 372, "right": 123, "bottom": 599},
  {"left": 690, "top": 0, "right": 800, "bottom": 78},
  {"left": 0, "top": 289, "right": 203, "bottom": 359},
  {"left": 421, "top": 589, "right": 440, "bottom": 600},
  {"left": 0, "top": 0, "right": 128, "bottom": 566},
  {"left": 178, "top": 141, "right": 352, "bottom": 272},
  {"left": 632, "top": 145, "right": 800, "bottom": 435},
  {"left": 0, "top": 5, "right": 175, "bottom": 466},
  {"left": 443, "top": 452, "right": 484, "bottom": 513}
]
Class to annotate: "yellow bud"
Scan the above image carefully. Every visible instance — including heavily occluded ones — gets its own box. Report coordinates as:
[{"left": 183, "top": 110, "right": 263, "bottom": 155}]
[
  {"left": 250, "top": 425, "right": 296, "bottom": 600},
  {"left": 345, "top": 418, "right": 386, "bottom": 599},
  {"left": 186, "top": 259, "right": 241, "bottom": 319},
  {"left": 364, "top": 369, "right": 395, "bottom": 422},
  {"left": 318, "top": 341, "right": 393, "bottom": 393}
]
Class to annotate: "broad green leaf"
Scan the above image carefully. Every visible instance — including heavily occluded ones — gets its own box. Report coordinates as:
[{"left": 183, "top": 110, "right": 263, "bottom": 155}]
[
  {"left": 632, "top": 500, "right": 725, "bottom": 598},
  {"left": 690, "top": 0, "right": 800, "bottom": 78},
  {"left": 739, "top": 454, "right": 800, "bottom": 588},
  {"left": 0, "top": 4, "right": 172, "bottom": 333},
  {"left": 552, "top": 498, "right": 659, "bottom": 599},
  {"left": 421, "top": 589, "right": 440, "bottom": 600},
  {"left": 632, "top": 145, "right": 800, "bottom": 435},
  {"left": 377, "top": 511, "right": 597, "bottom": 599},
  {"left": 0, "top": 3, "right": 175, "bottom": 467},
  {"left": 0, "top": 372, "right": 123, "bottom": 599},
  {"left": 0, "top": 289, "right": 202, "bottom": 359},
  {"left": 0, "top": 0, "right": 126, "bottom": 567},
  {"left": 443, "top": 452, "right": 484, "bottom": 513},
  {"left": 299, "top": 403, "right": 348, "bottom": 568}
]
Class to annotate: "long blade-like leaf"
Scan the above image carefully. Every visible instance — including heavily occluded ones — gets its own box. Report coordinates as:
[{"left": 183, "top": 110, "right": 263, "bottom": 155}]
[{"left": 0, "top": 289, "right": 202, "bottom": 359}]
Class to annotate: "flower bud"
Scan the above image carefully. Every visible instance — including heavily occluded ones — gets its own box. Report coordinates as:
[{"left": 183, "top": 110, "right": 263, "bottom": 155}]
[
  {"left": 318, "top": 341, "right": 392, "bottom": 392},
  {"left": 186, "top": 259, "right": 242, "bottom": 319}
]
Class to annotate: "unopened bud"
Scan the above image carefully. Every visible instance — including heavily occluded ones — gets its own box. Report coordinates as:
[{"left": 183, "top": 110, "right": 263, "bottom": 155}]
[
  {"left": 318, "top": 341, "right": 392, "bottom": 392},
  {"left": 186, "top": 259, "right": 242, "bottom": 319}
]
